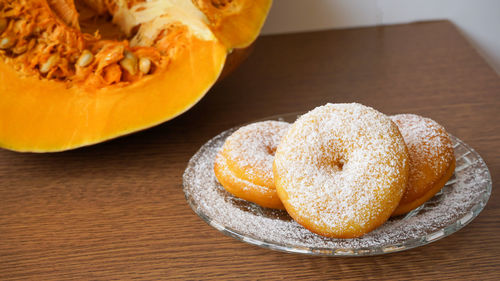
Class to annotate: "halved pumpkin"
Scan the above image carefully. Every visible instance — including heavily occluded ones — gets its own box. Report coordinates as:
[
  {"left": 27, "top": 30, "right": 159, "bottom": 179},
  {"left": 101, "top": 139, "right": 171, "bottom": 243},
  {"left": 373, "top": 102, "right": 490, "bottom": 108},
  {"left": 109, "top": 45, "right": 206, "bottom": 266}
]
[{"left": 0, "top": 0, "right": 272, "bottom": 152}]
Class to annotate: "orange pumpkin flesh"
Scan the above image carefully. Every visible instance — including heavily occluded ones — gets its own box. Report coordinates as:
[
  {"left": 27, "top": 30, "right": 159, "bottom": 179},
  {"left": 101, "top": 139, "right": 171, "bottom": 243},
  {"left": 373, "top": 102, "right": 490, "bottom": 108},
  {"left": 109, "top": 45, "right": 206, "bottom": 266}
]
[
  {"left": 194, "top": 0, "right": 273, "bottom": 48},
  {"left": 0, "top": 38, "right": 225, "bottom": 152},
  {"left": 0, "top": 0, "right": 272, "bottom": 152}
]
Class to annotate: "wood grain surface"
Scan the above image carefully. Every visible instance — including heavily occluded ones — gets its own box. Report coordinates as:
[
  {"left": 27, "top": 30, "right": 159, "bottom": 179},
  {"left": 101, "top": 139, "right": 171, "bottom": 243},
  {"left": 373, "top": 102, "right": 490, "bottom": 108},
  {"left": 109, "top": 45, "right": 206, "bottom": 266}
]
[{"left": 0, "top": 21, "right": 499, "bottom": 280}]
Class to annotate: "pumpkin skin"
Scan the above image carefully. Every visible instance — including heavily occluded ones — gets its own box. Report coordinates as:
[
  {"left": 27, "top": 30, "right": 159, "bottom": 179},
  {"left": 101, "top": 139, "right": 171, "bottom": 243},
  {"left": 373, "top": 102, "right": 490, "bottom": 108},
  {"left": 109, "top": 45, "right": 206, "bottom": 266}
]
[{"left": 0, "top": 0, "right": 271, "bottom": 152}]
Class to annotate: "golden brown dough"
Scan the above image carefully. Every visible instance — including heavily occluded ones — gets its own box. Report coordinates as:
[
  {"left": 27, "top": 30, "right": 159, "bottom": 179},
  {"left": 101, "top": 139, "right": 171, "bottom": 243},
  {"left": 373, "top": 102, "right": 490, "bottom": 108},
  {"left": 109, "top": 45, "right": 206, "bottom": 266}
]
[
  {"left": 391, "top": 114, "right": 456, "bottom": 216},
  {"left": 214, "top": 121, "right": 289, "bottom": 209}
]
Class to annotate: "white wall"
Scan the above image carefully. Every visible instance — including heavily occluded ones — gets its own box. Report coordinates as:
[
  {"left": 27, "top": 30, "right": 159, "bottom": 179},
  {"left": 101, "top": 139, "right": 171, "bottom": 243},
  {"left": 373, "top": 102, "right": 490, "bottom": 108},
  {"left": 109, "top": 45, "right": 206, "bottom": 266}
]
[{"left": 262, "top": 0, "right": 500, "bottom": 74}]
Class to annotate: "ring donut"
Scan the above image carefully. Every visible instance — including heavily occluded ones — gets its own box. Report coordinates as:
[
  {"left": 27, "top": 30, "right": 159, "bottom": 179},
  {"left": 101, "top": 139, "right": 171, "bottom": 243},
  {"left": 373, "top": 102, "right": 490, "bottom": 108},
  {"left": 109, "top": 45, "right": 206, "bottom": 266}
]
[
  {"left": 214, "top": 121, "right": 290, "bottom": 209},
  {"left": 391, "top": 114, "right": 456, "bottom": 216},
  {"left": 273, "top": 103, "right": 409, "bottom": 238}
]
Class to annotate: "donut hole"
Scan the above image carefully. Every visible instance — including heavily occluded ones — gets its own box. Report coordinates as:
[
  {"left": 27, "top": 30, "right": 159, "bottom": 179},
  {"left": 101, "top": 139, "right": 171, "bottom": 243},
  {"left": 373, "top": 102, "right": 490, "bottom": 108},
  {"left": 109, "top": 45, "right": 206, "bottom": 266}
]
[
  {"left": 331, "top": 158, "right": 346, "bottom": 172},
  {"left": 322, "top": 139, "right": 349, "bottom": 172},
  {"left": 322, "top": 153, "right": 347, "bottom": 173},
  {"left": 266, "top": 145, "right": 278, "bottom": 156},
  {"left": 336, "top": 159, "right": 345, "bottom": 171}
]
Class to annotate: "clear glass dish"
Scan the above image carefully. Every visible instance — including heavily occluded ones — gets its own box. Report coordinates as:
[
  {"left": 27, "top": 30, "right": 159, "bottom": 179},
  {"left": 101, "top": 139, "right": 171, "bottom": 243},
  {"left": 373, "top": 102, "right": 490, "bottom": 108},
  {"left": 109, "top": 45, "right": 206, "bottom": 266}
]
[{"left": 182, "top": 113, "right": 492, "bottom": 256}]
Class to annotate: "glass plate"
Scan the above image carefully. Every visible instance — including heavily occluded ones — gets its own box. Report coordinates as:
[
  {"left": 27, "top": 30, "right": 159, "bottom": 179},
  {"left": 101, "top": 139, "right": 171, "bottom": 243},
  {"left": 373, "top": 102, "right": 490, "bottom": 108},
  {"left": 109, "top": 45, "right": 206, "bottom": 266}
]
[{"left": 182, "top": 113, "right": 492, "bottom": 256}]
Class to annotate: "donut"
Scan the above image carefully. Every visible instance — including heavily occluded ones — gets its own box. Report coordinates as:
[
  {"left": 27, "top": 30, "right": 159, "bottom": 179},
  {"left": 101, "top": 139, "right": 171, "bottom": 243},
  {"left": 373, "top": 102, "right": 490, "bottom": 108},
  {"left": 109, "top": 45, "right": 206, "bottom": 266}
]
[
  {"left": 273, "top": 103, "right": 409, "bottom": 238},
  {"left": 214, "top": 121, "right": 290, "bottom": 209},
  {"left": 390, "top": 114, "right": 456, "bottom": 216}
]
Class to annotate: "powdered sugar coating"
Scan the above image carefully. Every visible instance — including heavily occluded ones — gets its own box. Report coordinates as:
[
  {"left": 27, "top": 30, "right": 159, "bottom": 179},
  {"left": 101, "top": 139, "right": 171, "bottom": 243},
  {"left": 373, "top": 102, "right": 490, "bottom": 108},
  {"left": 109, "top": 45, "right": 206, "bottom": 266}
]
[
  {"left": 213, "top": 121, "right": 290, "bottom": 209},
  {"left": 217, "top": 121, "right": 290, "bottom": 187},
  {"left": 183, "top": 124, "right": 491, "bottom": 256},
  {"left": 391, "top": 114, "right": 455, "bottom": 206},
  {"left": 273, "top": 103, "right": 409, "bottom": 238}
]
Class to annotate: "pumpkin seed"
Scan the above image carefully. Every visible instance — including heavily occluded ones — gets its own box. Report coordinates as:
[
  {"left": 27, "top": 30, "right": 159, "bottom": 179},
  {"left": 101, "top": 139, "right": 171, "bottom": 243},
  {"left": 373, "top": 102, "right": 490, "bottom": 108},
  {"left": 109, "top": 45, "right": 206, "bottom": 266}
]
[
  {"left": 77, "top": 50, "right": 93, "bottom": 67},
  {"left": 0, "top": 36, "right": 15, "bottom": 49},
  {"left": 139, "top": 57, "right": 151, "bottom": 74},
  {"left": 40, "top": 54, "right": 59, "bottom": 73},
  {"left": 0, "top": 18, "right": 7, "bottom": 34},
  {"left": 120, "top": 51, "right": 138, "bottom": 75}
]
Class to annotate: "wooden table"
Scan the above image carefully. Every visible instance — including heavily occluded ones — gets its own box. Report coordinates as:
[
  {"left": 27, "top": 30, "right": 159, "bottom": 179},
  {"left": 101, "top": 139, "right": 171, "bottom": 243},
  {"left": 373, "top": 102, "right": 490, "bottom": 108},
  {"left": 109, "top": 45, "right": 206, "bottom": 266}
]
[{"left": 0, "top": 20, "right": 499, "bottom": 280}]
